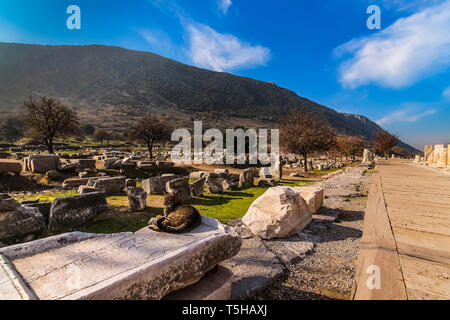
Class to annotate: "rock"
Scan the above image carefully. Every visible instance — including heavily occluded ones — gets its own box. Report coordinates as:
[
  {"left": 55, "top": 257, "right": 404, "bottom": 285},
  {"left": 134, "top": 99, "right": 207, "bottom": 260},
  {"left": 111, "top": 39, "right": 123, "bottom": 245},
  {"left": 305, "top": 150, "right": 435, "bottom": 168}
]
[
  {"left": 78, "top": 185, "right": 100, "bottom": 195},
  {"left": 59, "top": 162, "right": 79, "bottom": 172},
  {"left": 156, "top": 161, "right": 175, "bottom": 170},
  {"left": 0, "top": 216, "right": 241, "bottom": 300},
  {"left": 48, "top": 192, "right": 108, "bottom": 232},
  {"left": 258, "top": 178, "right": 276, "bottom": 187},
  {"left": 125, "top": 178, "right": 136, "bottom": 188},
  {"left": 78, "top": 171, "right": 88, "bottom": 178},
  {"left": 23, "top": 202, "right": 52, "bottom": 225},
  {"left": 221, "top": 236, "right": 285, "bottom": 300},
  {"left": 0, "top": 160, "right": 22, "bottom": 175},
  {"left": 189, "top": 171, "right": 208, "bottom": 181},
  {"left": 239, "top": 168, "right": 254, "bottom": 188},
  {"left": 292, "top": 186, "right": 324, "bottom": 214},
  {"left": 93, "top": 176, "right": 126, "bottom": 194},
  {"left": 242, "top": 187, "right": 312, "bottom": 239},
  {"left": 62, "top": 176, "right": 108, "bottom": 189},
  {"left": 222, "top": 177, "right": 238, "bottom": 191},
  {"left": 214, "top": 169, "right": 229, "bottom": 175},
  {"left": 191, "top": 177, "right": 206, "bottom": 197},
  {"left": 263, "top": 238, "right": 315, "bottom": 264},
  {"left": 424, "top": 145, "right": 434, "bottom": 165},
  {"left": 142, "top": 175, "right": 183, "bottom": 195},
  {"left": 126, "top": 187, "right": 147, "bottom": 211},
  {"left": 27, "top": 154, "right": 60, "bottom": 173},
  {"left": 206, "top": 173, "right": 223, "bottom": 193},
  {"left": 78, "top": 159, "right": 96, "bottom": 169},
  {"left": 166, "top": 178, "right": 193, "bottom": 204},
  {"left": 0, "top": 195, "right": 45, "bottom": 242},
  {"left": 46, "top": 169, "right": 62, "bottom": 180}
]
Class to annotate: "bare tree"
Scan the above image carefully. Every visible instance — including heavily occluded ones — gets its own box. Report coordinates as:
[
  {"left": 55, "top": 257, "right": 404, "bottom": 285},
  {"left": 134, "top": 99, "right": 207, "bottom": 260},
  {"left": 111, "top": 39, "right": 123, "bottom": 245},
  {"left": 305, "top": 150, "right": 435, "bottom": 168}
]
[
  {"left": 374, "top": 129, "right": 399, "bottom": 159},
  {"left": 23, "top": 96, "right": 79, "bottom": 154},
  {"left": 281, "top": 111, "right": 336, "bottom": 172},
  {"left": 130, "top": 113, "right": 170, "bottom": 159},
  {"left": 336, "top": 136, "right": 366, "bottom": 161}
]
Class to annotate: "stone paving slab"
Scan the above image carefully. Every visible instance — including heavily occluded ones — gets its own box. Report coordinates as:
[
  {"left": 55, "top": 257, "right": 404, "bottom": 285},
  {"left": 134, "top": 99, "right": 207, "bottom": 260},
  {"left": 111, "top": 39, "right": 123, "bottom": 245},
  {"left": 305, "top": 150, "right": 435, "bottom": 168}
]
[{"left": 0, "top": 216, "right": 241, "bottom": 300}]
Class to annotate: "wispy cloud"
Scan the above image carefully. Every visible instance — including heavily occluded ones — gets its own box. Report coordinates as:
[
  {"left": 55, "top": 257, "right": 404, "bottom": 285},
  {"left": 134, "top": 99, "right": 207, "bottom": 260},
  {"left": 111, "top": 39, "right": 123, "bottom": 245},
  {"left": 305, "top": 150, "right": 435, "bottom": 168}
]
[
  {"left": 377, "top": 108, "right": 437, "bottom": 125},
  {"left": 187, "top": 23, "right": 270, "bottom": 72},
  {"left": 335, "top": 1, "right": 450, "bottom": 89},
  {"left": 442, "top": 86, "right": 450, "bottom": 100},
  {"left": 376, "top": 0, "right": 446, "bottom": 12},
  {"left": 218, "top": 0, "right": 232, "bottom": 15}
]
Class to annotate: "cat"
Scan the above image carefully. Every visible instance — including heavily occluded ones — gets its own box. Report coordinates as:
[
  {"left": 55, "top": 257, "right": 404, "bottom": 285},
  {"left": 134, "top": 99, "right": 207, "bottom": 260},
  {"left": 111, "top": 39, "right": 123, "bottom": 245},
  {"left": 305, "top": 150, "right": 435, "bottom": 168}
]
[{"left": 148, "top": 192, "right": 201, "bottom": 234}]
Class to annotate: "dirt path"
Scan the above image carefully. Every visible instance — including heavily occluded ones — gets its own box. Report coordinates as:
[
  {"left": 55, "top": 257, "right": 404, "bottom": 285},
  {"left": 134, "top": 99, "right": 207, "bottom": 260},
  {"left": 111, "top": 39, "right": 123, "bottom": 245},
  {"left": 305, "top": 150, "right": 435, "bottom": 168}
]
[{"left": 254, "top": 164, "right": 372, "bottom": 300}]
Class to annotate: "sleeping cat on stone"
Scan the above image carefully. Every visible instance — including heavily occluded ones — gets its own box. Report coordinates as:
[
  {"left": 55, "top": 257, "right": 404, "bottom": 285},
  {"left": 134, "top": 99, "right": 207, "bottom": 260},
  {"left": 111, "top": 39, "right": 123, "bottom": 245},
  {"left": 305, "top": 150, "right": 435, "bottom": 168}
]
[{"left": 148, "top": 192, "right": 201, "bottom": 234}]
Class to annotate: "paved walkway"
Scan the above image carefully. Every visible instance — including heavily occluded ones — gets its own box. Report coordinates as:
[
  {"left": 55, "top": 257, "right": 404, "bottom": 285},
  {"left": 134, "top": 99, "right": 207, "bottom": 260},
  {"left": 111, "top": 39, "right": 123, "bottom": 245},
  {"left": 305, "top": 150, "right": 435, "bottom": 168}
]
[{"left": 353, "top": 160, "right": 450, "bottom": 300}]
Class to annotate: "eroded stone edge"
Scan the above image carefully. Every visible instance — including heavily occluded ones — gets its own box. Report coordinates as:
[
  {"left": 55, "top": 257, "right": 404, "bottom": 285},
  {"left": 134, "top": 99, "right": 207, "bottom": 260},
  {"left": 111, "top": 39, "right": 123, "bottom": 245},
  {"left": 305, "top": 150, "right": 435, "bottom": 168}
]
[{"left": 0, "top": 254, "right": 37, "bottom": 300}]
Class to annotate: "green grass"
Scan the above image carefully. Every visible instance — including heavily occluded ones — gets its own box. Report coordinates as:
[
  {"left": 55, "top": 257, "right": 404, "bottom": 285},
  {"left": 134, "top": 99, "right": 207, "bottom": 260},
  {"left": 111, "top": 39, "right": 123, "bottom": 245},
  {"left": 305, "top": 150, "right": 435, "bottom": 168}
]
[
  {"left": 13, "top": 190, "right": 78, "bottom": 203},
  {"left": 190, "top": 179, "right": 312, "bottom": 224},
  {"left": 312, "top": 167, "right": 341, "bottom": 174}
]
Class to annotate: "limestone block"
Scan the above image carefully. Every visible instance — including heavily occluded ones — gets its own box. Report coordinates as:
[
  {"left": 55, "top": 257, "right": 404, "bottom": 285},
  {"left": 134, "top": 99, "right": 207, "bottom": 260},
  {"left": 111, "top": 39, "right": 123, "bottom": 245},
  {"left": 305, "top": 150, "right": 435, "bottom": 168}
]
[
  {"left": 0, "top": 217, "right": 241, "bottom": 300},
  {"left": 191, "top": 177, "right": 206, "bottom": 197},
  {"left": 424, "top": 145, "right": 434, "bottom": 166},
  {"left": 206, "top": 173, "right": 223, "bottom": 194},
  {"left": 242, "top": 187, "right": 312, "bottom": 239},
  {"left": 142, "top": 175, "right": 183, "bottom": 195},
  {"left": 0, "top": 160, "right": 22, "bottom": 174},
  {"left": 292, "top": 186, "right": 324, "bottom": 214},
  {"left": 48, "top": 192, "right": 108, "bottom": 232},
  {"left": 93, "top": 176, "right": 126, "bottom": 194},
  {"left": 28, "top": 154, "right": 60, "bottom": 173}
]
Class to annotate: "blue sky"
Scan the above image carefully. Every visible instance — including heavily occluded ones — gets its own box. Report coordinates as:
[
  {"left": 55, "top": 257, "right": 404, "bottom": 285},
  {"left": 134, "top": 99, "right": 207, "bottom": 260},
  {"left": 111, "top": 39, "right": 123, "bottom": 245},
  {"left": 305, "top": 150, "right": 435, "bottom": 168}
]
[{"left": 0, "top": 0, "right": 449, "bottom": 149}]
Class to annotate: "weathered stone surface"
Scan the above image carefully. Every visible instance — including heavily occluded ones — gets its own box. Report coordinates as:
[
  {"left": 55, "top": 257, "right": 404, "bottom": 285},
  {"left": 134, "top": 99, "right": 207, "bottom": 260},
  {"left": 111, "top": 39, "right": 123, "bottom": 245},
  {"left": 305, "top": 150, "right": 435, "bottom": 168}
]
[
  {"left": 0, "top": 195, "right": 45, "bottom": 242},
  {"left": 142, "top": 175, "right": 183, "bottom": 195},
  {"left": 242, "top": 187, "right": 312, "bottom": 239},
  {"left": 48, "top": 192, "right": 108, "bottom": 232},
  {"left": 221, "top": 236, "right": 285, "bottom": 300},
  {"left": 0, "top": 160, "right": 22, "bottom": 174},
  {"left": 125, "top": 179, "right": 136, "bottom": 188},
  {"left": 28, "top": 154, "right": 60, "bottom": 173},
  {"left": 23, "top": 202, "right": 51, "bottom": 225},
  {"left": 93, "top": 176, "right": 126, "bottom": 194},
  {"left": 189, "top": 171, "right": 208, "bottom": 181},
  {"left": 424, "top": 145, "right": 434, "bottom": 166},
  {"left": 222, "top": 177, "right": 238, "bottom": 191},
  {"left": 239, "top": 168, "right": 254, "bottom": 188},
  {"left": 258, "top": 178, "right": 276, "bottom": 187},
  {"left": 78, "top": 185, "right": 100, "bottom": 195},
  {"left": 206, "top": 173, "right": 223, "bottom": 193},
  {"left": 263, "top": 237, "right": 315, "bottom": 265},
  {"left": 191, "top": 177, "right": 206, "bottom": 197},
  {"left": 126, "top": 187, "right": 147, "bottom": 211},
  {"left": 0, "top": 216, "right": 241, "bottom": 300},
  {"left": 214, "top": 169, "right": 229, "bottom": 175},
  {"left": 163, "top": 266, "right": 233, "bottom": 300},
  {"left": 362, "top": 149, "right": 372, "bottom": 164},
  {"left": 78, "top": 159, "right": 96, "bottom": 169},
  {"left": 62, "top": 176, "right": 108, "bottom": 189},
  {"left": 156, "top": 161, "right": 174, "bottom": 170},
  {"left": 292, "top": 186, "right": 324, "bottom": 214}
]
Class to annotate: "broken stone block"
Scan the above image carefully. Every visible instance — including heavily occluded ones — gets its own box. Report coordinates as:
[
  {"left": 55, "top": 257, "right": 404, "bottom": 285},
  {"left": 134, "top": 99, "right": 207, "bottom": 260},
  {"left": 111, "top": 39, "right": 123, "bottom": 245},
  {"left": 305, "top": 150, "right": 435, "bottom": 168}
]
[
  {"left": 191, "top": 177, "right": 206, "bottom": 197},
  {"left": 78, "top": 185, "right": 100, "bottom": 195},
  {"left": 242, "top": 187, "right": 312, "bottom": 239},
  {"left": 259, "top": 167, "right": 273, "bottom": 179},
  {"left": 166, "top": 178, "right": 193, "bottom": 204},
  {"left": 189, "top": 171, "right": 208, "bottom": 181},
  {"left": 93, "top": 176, "right": 126, "bottom": 195},
  {"left": 258, "top": 178, "right": 276, "bottom": 187},
  {"left": 62, "top": 176, "right": 109, "bottom": 189},
  {"left": 0, "top": 195, "right": 45, "bottom": 242},
  {"left": 78, "top": 159, "right": 96, "bottom": 170},
  {"left": 28, "top": 154, "right": 60, "bottom": 173},
  {"left": 142, "top": 175, "right": 183, "bottom": 195},
  {"left": 292, "top": 186, "right": 324, "bottom": 214},
  {"left": 156, "top": 161, "right": 174, "bottom": 170},
  {"left": 125, "top": 179, "right": 136, "bottom": 188},
  {"left": 214, "top": 169, "right": 229, "bottom": 175},
  {"left": 222, "top": 177, "right": 238, "bottom": 191},
  {"left": 48, "top": 192, "right": 108, "bottom": 232},
  {"left": 239, "top": 168, "right": 255, "bottom": 188},
  {"left": 0, "top": 160, "right": 22, "bottom": 175},
  {"left": 424, "top": 145, "right": 434, "bottom": 166},
  {"left": 206, "top": 173, "right": 223, "bottom": 193},
  {"left": 126, "top": 187, "right": 147, "bottom": 211},
  {"left": 0, "top": 216, "right": 241, "bottom": 300}
]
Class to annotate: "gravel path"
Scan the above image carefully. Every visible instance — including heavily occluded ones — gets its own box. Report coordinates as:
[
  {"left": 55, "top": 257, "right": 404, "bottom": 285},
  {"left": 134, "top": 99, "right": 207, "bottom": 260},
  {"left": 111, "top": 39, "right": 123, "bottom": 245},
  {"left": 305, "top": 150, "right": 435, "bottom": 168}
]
[{"left": 254, "top": 164, "right": 372, "bottom": 300}]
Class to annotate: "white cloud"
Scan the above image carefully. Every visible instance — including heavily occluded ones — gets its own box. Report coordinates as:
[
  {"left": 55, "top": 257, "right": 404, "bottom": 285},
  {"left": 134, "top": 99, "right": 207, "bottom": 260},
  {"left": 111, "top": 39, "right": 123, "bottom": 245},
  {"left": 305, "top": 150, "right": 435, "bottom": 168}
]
[
  {"left": 187, "top": 23, "right": 270, "bottom": 72},
  {"left": 336, "top": 1, "right": 450, "bottom": 89},
  {"left": 376, "top": 108, "right": 437, "bottom": 125},
  {"left": 218, "top": 0, "right": 232, "bottom": 15},
  {"left": 376, "top": 0, "right": 445, "bottom": 12},
  {"left": 442, "top": 86, "right": 450, "bottom": 99}
]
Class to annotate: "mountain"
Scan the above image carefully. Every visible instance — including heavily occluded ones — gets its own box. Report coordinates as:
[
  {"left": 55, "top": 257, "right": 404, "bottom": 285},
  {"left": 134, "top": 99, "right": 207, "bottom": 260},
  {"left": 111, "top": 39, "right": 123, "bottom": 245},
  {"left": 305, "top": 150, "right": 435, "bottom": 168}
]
[{"left": 0, "top": 42, "right": 418, "bottom": 153}]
